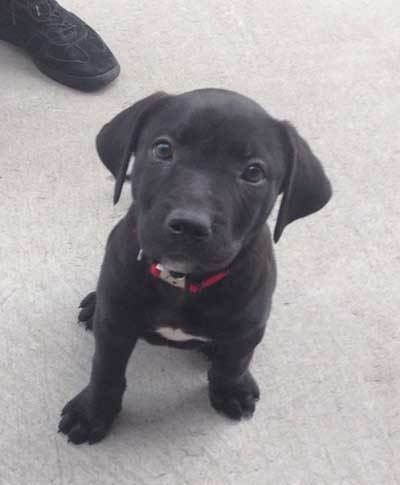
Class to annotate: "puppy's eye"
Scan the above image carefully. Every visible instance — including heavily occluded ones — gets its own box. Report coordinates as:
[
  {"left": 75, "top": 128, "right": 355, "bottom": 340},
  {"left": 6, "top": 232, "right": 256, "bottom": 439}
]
[
  {"left": 241, "top": 163, "right": 266, "bottom": 183},
  {"left": 153, "top": 140, "right": 173, "bottom": 160}
]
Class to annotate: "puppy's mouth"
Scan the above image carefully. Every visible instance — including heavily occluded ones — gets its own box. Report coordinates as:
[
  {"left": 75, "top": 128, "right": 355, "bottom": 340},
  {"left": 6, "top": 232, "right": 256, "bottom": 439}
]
[
  {"left": 152, "top": 251, "right": 236, "bottom": 277},
  {"left": 159, "top": 257, "right": 196, "bottom": 275}
]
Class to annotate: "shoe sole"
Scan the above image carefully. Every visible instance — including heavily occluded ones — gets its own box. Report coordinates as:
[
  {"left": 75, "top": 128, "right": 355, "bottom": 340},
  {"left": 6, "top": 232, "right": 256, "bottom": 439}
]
[
  {"left": 34, "top": 58, "right": 121, "bottom": 92},
  {"left": 0, "top": 36, "right": 120, "bottom": 92}
]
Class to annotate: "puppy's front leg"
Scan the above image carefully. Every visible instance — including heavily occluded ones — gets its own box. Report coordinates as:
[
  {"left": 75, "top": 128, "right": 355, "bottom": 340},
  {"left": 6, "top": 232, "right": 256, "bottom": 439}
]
[
  {"left": 208, "top": 342, "right": 261, "bottom": 420},
  {"left": 59, "top": 322, "right": 137, "bottom": 444}
]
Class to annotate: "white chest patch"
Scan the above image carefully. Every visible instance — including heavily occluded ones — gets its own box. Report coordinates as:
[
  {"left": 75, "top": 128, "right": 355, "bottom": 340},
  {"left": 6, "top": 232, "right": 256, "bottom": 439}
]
[{"left": 156, "top": 326, "right": 210, "bottom": 342}]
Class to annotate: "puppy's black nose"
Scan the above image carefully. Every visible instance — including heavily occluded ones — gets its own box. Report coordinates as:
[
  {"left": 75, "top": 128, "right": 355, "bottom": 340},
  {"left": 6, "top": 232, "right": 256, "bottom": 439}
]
[{"left": 165, "top": 210, "right": 212, "bottom": 240}]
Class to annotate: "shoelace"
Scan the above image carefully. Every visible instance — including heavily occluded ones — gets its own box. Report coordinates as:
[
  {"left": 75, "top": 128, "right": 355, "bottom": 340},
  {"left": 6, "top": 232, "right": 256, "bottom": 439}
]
[{"left": 10, "top": 0, "right": 77, "bottom": 40}]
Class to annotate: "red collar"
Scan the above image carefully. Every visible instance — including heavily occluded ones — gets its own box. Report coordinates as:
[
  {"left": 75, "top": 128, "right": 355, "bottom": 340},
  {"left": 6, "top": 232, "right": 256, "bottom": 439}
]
[{"left": 149, "top": 262, "right": 229, "bottom": 294}]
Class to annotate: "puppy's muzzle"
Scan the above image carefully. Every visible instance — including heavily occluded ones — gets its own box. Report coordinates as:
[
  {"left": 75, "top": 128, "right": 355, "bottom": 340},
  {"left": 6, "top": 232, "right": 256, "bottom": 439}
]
[{"left": 164, "top": 209, "right": 212, "bottom": 242}]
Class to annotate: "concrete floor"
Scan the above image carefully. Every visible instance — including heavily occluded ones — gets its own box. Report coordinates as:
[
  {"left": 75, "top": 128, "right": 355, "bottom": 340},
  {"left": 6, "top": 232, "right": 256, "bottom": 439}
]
[{"left": 1, "top": 0, "right": 399, "bottom": 483}]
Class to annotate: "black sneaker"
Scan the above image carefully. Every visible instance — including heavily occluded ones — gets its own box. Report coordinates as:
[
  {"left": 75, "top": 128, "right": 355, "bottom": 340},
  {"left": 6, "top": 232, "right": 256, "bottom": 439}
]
[{"left": 0, "top": 0, "right": 120, "bottom": 91}]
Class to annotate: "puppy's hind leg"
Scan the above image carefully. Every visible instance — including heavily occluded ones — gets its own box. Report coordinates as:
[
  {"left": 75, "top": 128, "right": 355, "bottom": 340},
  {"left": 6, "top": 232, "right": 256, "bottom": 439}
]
[{"left": 77, "top": 291, "right": 96, "bottom": 330}]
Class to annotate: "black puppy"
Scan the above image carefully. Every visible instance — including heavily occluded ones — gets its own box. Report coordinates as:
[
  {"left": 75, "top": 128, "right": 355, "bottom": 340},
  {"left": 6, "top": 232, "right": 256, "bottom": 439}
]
[{"left": 58, "top": 89, "right": 332, "bottom": 444}]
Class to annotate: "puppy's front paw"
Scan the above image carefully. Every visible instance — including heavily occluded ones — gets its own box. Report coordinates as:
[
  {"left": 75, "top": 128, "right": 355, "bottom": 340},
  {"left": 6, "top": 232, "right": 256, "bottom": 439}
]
[
  {"left": 208, "top": 371, "right": 260, "bottom": 420},
  {"left": 78, "top": 291, "right": 96, "bottom": 330},
  {"left": 58, "top": 387, "right": 120, "bottom": 445}
]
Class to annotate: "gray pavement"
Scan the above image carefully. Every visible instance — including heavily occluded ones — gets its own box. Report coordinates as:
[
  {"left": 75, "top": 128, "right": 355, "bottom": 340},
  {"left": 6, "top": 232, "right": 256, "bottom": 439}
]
[{"left": 1, "top": 0, "right": 399, "bottom": 483}]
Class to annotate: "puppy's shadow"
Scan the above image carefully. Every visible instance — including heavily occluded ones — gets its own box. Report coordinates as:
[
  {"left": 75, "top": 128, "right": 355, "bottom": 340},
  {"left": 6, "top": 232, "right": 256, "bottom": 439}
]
[
  {"left": 127, "top": 339, "right": 211, "bottom": 379},
  {"left": 119, "top": 341, "right": 221, "bottom": 428},
  {"left": 180, "top": 345, "right": 212, "bottom": 371}
]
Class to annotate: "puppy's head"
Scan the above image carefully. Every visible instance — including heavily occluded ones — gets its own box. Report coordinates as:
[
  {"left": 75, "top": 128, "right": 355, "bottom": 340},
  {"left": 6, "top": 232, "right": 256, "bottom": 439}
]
[{"left": 96, "top": 89, "right": 332, "bottom": 274}]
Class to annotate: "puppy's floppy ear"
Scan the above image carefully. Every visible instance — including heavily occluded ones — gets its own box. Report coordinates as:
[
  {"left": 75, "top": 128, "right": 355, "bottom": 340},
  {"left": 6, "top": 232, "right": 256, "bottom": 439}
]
[
  {"left": 96, "top": 91, "right": 170, "bottom": 204},
  {"left": 273, "top": 121, "right": 332, "bottom": 243}
]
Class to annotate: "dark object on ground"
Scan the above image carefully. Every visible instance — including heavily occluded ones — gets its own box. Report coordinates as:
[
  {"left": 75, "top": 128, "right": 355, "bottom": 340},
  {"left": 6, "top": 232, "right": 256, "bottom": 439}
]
[{"left": 0, "top": 0, "right": 120, "bottom": 91}]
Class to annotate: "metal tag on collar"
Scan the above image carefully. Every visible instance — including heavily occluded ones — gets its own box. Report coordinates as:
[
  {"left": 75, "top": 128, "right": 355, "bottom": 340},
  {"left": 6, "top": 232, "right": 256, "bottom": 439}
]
[{"left": 156, "top": 264, "right": 186, "bottom": 289}]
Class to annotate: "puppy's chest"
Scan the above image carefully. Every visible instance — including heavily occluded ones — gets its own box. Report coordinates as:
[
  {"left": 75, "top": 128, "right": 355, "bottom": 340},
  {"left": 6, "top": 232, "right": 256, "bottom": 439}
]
[
  {"left": 155, "top": 326, "right": 210, "bottom": 342},
  {"left": 146, "top": 306, "right": 211, "bottom": 343}
]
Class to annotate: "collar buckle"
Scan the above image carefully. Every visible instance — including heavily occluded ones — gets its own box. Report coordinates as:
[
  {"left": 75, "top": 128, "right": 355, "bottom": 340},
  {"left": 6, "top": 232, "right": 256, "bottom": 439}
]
[
  {"left": 154, "top": 264, "right": 186, "bottom": 289},
  {"left": 146, "top": 254, "right": 229, "bottom": 293}
]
